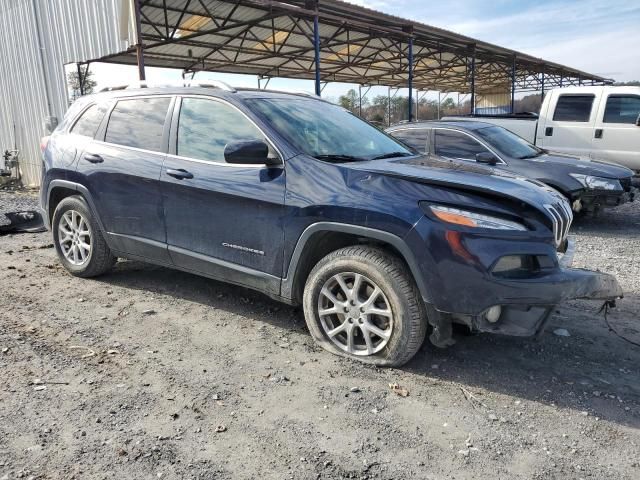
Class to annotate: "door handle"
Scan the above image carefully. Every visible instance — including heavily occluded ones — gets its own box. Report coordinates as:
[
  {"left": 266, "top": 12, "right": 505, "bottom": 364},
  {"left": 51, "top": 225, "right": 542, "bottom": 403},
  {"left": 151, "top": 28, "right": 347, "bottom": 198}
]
[
  {"left": 545, "top": 127, "right": 553, "bottom": 136},
  {"left": 594, "top": 128, "right": 603, "bottom": 139},
  {"left": 166, "top": 168, "right": 194, "bottom": 180},
  {"left": 84, "top": 153, "right": 103, "bottom": 163}
]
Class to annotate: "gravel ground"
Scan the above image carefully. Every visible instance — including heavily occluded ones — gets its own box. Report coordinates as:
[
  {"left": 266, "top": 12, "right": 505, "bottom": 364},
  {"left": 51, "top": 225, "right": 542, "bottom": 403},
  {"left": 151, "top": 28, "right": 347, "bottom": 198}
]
[
  {"left": 0, "top": 191, "right": 639, "bottom": 479},
  {"left": 0, "top": 188, "right": 40, "bottom": 226}
]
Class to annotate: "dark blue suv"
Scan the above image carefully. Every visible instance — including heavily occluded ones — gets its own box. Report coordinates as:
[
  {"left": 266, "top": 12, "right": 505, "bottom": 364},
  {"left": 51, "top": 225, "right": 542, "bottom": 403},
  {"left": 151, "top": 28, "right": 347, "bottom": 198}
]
[{"left": 39, "top": 83, "right": 622, "bottom": 366}]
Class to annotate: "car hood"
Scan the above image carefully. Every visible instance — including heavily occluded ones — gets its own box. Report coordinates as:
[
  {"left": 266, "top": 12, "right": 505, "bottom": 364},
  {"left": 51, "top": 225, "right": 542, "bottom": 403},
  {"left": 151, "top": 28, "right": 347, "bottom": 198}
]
[
  {"left": 520, "top": 152, "right": 634, "bottom": 179},
  {"left": 345, "top": 154, "right": 567, "bottom": 210}
]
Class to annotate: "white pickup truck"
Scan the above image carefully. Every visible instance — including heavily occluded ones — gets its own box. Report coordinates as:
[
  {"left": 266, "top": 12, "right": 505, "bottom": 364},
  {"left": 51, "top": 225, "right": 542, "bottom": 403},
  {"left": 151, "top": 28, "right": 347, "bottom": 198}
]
[{"left": 445, "top": 86, "right": 640, "bottom": 172}]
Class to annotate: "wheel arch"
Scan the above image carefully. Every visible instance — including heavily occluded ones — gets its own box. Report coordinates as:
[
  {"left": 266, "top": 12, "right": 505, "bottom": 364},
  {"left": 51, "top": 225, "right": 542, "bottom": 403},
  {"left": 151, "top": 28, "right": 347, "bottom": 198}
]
[
  {"left": 47, "top": 180, "right": 107, "bottom": 234},
  {"left": 281, "top": 223, "right": 430, "bottom": 305}
]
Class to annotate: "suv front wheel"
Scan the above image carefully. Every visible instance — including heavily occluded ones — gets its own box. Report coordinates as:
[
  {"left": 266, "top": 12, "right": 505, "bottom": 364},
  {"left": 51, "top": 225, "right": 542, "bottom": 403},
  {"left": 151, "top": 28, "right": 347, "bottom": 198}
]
[
  {"left": 52, "top": 195, "right": 116, "bottom": 277},
  {"left": 303, "top": 246, "right": 427, "bottom": 367}
]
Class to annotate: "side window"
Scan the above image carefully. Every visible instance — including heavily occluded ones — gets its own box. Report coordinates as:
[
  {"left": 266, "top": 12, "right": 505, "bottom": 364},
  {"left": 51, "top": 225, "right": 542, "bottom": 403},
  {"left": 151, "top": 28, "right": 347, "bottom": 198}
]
[
  {"left": 552, "top": 95, "right": 594, "bottom": 122},
  {"left": 177, "top": 97, "right": 269, "bottom": 162},
  {"left": 391, "top": 129, "right": 427, "bottom": 151},
  {"left": 105, "top": 97, "right": 171, "bottom": 151},
  {"left": 70, "top": 104, "right": 107, "bottom": 138},
  {"left": 434, "top": 129, "right": 488, "bottom": 160},
  {"left": 603, "top": 95, "right": 640, "bottom": 124}
]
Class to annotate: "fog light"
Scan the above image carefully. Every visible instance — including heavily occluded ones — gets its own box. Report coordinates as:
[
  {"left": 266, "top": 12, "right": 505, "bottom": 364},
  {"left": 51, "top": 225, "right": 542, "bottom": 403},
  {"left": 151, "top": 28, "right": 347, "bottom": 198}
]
[{"left": 485, "top": 305, "right": 502, "bottom": 323}]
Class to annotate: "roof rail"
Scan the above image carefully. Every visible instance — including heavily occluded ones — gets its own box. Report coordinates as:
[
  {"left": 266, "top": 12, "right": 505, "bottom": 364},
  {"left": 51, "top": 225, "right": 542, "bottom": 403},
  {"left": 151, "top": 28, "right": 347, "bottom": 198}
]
[{"left": 99, "top": 80, "right": 236, "bottom": 93}]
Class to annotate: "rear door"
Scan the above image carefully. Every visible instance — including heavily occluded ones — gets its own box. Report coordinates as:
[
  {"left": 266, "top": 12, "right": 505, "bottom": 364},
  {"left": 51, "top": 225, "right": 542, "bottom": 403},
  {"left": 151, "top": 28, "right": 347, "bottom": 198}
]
[
  {"left": 160, "top": 96, "right": 286, "bottom": 294},
  {"left": 592, "top": 92, "right": 640, "bottom": 171},
  {"left": 537, "top": 92, "right": 599, "bottom": 157},
  {"left": 78, "top": 95, "right": 174, "bottom": 262}
]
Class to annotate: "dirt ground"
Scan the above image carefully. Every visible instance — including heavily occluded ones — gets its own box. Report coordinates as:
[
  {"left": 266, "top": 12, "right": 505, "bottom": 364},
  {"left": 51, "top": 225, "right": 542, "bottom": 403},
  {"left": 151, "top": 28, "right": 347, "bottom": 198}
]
[{"left": 1, "top": 190, "right": 639, "bottom": 480}]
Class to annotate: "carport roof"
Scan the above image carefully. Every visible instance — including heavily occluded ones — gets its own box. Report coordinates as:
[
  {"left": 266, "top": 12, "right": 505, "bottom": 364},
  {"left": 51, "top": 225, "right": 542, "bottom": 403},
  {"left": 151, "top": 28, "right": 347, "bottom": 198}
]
[{"left": 99, "top": 0, "right": 611, "bottom": 93}]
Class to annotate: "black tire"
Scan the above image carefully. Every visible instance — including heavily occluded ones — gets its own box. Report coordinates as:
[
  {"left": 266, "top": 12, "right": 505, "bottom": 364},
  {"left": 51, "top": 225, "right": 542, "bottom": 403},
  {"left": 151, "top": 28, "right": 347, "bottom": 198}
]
[
  {"left": 52, "top": 195, "right": 116, "bottom": 277},
  {"left": 303, "top": 246, "right": 427, "bottom": 367}
]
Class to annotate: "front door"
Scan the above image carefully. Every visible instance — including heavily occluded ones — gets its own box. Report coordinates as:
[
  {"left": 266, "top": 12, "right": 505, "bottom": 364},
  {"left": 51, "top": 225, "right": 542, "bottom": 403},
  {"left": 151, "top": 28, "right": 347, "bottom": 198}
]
[
  {"left": 78, "top": 96, "right": 173, "bottom": 262},
  {"left": 538, "top": 93, "right": 599, "bottom": 158},
  {"left": 592, "top": 93, "right": 640, "bottom": 171},
  {"left": 160, "top": 96, "right": 286, "bottom": 294}
]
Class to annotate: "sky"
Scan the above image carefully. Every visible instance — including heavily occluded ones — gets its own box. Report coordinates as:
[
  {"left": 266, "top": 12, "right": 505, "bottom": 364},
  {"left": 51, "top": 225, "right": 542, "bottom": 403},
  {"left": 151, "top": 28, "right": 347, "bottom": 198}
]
[{"left": 89, "top": 0, "right": 640, "bottom": 101}]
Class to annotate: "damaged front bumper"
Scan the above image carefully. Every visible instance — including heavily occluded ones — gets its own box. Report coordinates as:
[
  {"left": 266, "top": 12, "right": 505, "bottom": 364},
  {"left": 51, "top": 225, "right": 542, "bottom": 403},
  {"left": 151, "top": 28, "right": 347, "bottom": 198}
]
[
  {"left": 576, "top": 186, "right": 638, "bottom": 212},
  {"left": 452, "top": 237, "right": 622, "bottom": 338},
  {"left": 406, "top": 218, "right": 624, "bottom": 344}
]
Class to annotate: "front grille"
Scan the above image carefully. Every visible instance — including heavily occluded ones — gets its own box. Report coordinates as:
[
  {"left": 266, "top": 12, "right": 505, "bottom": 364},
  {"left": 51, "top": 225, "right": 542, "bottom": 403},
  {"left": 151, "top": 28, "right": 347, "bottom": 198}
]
[{"left": 544, "top": 201, "right": 573, "bottom": 248}]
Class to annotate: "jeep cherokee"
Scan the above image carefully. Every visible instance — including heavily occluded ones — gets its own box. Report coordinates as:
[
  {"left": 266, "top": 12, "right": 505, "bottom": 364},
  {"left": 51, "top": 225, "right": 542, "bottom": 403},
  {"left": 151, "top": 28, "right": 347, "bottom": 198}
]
[{"left": 39, "top": 82, "right": 622, "bottom": 367}]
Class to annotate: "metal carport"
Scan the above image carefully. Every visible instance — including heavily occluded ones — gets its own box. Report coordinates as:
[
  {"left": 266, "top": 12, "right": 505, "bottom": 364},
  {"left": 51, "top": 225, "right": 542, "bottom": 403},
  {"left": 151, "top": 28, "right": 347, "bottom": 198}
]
[{"left": 99, "top": 0, "right": 611, "bottom": 119}]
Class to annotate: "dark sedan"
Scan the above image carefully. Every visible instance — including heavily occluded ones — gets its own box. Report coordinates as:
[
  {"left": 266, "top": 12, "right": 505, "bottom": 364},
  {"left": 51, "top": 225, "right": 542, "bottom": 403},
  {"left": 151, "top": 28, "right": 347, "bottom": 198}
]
[{"left": 387, "top": 121, "right": 637, "bottom": 213}]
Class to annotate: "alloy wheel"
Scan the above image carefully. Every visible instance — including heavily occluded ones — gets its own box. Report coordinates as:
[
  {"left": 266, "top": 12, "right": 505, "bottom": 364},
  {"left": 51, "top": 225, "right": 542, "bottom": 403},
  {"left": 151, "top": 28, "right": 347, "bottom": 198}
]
[
  {"left": 58, "top": 210, "right": 92, "bottom": 266},
  {"left": 317, "top": 272, "right": 393, "bottom": 356}
]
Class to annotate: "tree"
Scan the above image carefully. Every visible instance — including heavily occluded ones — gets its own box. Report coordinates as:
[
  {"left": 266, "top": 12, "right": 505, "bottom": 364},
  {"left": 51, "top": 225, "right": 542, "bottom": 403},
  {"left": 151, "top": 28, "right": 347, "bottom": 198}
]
[
  {"left": 67, "top": 67, "right": 97, "bottom": 100},
  {"left": 338, "top": 89, "right": 358, "bottom": 112}
]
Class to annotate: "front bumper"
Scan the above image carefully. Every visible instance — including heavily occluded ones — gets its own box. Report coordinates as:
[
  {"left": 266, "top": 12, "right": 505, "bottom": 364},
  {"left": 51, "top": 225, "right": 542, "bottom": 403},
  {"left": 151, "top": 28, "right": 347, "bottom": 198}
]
[
  {"left": 578, "top": 186, "right": 637, "bottom": 211},
  {"left": 407, "top": 219, "right": 623, "bottom": 338}
]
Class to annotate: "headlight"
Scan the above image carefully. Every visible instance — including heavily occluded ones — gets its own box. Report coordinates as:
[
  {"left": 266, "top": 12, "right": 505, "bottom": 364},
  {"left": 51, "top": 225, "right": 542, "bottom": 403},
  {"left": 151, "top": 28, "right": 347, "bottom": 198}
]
[
  {"left": 428, "top": 205, "right": 528, "bottom": 231},
  {"left": 569, "top": 173, "right": 622, "bottom": 191}
]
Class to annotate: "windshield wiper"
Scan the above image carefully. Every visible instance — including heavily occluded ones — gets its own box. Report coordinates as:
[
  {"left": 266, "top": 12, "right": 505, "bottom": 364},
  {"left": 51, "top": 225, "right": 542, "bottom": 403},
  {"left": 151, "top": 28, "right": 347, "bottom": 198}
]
[
  {"left": 314, "top": 154, "right": 365, "bottom": 163},
  {"left": 370, "top": 152, "right": 413, "bottom": 160}
]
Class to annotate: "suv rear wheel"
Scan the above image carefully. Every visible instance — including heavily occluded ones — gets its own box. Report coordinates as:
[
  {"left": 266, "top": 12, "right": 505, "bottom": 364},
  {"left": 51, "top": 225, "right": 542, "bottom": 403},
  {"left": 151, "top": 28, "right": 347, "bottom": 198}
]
[
  {"left": 303, "top": 246, "right": 427, "bottom": 367},
  {"left": 52, "top": 196, "right": 116, "bottom": 277}
]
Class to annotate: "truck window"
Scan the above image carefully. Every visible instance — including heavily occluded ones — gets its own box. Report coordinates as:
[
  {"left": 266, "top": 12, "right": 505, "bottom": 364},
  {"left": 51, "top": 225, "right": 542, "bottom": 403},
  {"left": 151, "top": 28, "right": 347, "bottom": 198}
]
[
  {"left": 603, "top": 95, "right": 640, "bottom": 124},
  {"left": 105, "top": 97, "right": 171, "bottom": 152},
  {"left": 552, "top": 95, "right": 594, "bottom": 122},
  {"left": 390, "top": 129, "right": 427, "bottom": 151},
  {"left": 434, "top": 129, "right": 488, "bottom": 160}
]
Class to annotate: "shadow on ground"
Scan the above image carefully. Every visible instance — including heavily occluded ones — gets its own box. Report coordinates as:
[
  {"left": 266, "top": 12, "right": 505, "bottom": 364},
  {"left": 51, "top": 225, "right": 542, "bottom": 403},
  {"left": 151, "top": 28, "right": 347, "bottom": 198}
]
[{"left": 96, "top": 258, "right": 640, "bottom": 431}]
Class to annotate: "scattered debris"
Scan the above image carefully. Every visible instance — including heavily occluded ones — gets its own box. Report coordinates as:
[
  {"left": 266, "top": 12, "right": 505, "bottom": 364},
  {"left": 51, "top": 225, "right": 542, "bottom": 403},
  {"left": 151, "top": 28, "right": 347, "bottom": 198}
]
[
  {"left": 68, "top": 345, "right": 96, "bottom": 358},
  {"left": 389, "top": 383, "right": 409, "bottom": 397},
  {"left": 142, "top": 309, "right": 156, "bottom": 315},
  {"left": 553, "top": 328, "right": 571, "bottom": 337},
  {"left": 215, "top": 425, "right": 227, "bottom": 433},
  {"left": 460, "top": 387, "right": 488, "bottom": 410}
]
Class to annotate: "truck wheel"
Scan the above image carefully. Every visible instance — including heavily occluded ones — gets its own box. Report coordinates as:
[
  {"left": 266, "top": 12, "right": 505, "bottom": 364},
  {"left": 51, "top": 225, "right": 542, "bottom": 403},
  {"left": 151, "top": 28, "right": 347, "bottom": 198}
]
[
  {"left": 52, "top": 195, "right": 116, "bottom": 278},
  {"left": 303, "top": 246, "right": 427, "bottom": 367}
]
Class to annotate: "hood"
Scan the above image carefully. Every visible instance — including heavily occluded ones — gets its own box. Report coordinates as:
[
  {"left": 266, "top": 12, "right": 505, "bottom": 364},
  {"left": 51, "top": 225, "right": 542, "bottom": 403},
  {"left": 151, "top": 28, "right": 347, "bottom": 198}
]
[
  {"left": 521, "top": 152, "right": 634, "bottom": 179},
  {"left": 345, "top": 154, "right": 567, "bottom": 210}
]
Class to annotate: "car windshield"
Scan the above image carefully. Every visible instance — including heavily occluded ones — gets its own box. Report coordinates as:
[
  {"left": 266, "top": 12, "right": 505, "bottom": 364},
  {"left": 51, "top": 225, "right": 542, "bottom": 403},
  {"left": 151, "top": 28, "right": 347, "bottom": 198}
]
[
  {"left": 475, "top": 125, "right": 543, "bottom": 159},
  {"left": 244, "top": 97, "right": 413, "bottom": 161}
]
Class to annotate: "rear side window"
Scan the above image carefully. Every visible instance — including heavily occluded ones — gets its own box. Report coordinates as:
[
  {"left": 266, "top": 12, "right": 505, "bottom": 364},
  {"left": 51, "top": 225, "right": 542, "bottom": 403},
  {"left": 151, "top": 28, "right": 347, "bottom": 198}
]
[
  {"left": 105, "top": 97, "right": 171, "bottom": 151},
  {"left": 391, "top": 129, "right": 427, "bottom": 151},
  {"left": 552, "top": 95, "right": 594, "bottom": 122},
  {"left": 434, "top": 129, "right": 488, "bottom": 160},
  {"left": 603, "top": 95, "right": 640, "bottom": 124},
  {"left": 177, "top": 97, "right": 268, "bottom": 162},
  {"left": 70, "top": 104, "right": 107, "bottom": 138}
]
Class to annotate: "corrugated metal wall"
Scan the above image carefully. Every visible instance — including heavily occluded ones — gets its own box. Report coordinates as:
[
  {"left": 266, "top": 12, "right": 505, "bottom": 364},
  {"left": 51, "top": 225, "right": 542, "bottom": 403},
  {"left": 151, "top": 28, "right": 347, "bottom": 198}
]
[{"left": 0, "top": 0, "right": 133, "bottom": 186}]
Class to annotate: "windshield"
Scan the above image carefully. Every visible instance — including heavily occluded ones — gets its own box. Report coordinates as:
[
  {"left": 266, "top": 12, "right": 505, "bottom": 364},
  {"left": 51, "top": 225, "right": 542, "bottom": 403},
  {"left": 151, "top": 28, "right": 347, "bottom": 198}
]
[
  {"left": 244, "top": 97, "right": 413, "bottom": 161},
  {"left": 475, "top": 125, "right": 543, "bottom": 159}
]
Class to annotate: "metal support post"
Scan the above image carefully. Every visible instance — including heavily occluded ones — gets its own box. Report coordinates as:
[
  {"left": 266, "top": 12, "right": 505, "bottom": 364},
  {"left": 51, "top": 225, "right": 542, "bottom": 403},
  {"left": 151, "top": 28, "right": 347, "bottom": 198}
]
[{"left": 134, "top": 0, "right": 146, "bottom": 80}]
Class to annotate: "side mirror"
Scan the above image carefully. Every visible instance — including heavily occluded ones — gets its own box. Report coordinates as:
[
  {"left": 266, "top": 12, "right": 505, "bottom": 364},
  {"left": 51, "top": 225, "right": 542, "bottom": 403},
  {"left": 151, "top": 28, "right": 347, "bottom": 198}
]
[
  {"left": 224, "top": 140, "right": 279, "bottom": 166},
  {"left": 476, "top": 151, "right": 498, "bottom": 165}
]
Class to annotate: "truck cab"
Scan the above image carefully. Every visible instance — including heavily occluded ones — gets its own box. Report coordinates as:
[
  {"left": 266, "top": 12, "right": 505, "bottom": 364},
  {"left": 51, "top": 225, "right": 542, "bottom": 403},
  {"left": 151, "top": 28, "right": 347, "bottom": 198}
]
[{"left": 538, "top": 86, "right": 640, "bottom": 171}]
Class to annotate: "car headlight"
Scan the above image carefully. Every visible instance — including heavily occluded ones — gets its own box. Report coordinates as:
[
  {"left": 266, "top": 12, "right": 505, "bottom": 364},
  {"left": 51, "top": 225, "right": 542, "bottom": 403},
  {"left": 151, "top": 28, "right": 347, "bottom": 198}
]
[
  {"left": 427, "top": 205, "right": 528, "bottom": 231},
  {"left": 569, "top": 173, "right": 622, "bottom": 191}
]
